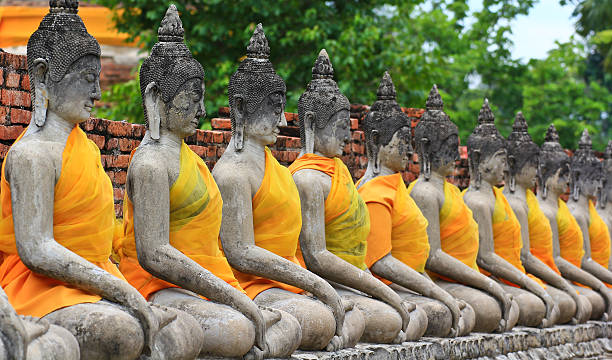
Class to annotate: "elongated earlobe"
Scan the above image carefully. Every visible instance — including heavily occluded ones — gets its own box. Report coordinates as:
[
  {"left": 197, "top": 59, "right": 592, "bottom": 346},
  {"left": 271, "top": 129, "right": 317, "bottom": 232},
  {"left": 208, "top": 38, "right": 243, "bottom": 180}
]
[
  {"left": 372, "top": 129, "right": 380, "bottom": 175},
  {"left": 144, "top": 82, "right": 161, "bottom": 140},
  {"left": 571, "top": 172, "right": 580, "bottom": 201},
  {"left": 304, "top": 111, "right": 315, "bottom": 154},
  {"left": 233, "top": 95, "right": 245, "bottom": 151},
  {"left": 508, "top": 155, "right": 516, "bottom": 193},
  {"left": 32, "top": 59, "right": 49, "bottom": 127},
  {"left": 472, "top": 150, "right": 481, "bottom": 190},
  {"left": 420, "top": 138, "right": 431, "bottom": 181}
]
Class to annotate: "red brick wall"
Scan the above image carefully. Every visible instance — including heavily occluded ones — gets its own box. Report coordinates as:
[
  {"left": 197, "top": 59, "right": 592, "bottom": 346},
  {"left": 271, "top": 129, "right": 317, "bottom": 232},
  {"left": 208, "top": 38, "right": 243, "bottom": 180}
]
[{"left": 0, "top": 52, "right": 470, "bottom": 218}]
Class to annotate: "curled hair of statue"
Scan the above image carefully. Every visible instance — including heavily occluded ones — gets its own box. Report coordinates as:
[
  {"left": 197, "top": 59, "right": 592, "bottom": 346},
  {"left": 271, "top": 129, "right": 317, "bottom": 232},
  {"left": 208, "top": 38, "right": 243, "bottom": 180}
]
[
  {"left": 297, "top": 49, "right": 350, "bottom": 151},
  {"left": 414, "top": 84, "right": 458, "bottom": 180},
  {"left": 506, "top": 112, "right": 540, "bottom": 193},
  {"left": 228, "top": 23, "right": 286, "bottom": 149},
  {"left": 538, "top": 124, "right": 569, "bottom": 200},
  {"left": 570, "top": 129, "right": 602, "bottom": 201},
  {"left": 27, "top": 0, "right": 100, "bottom": 126},
  {"left": 139, "top": 5, "right": 204, "bottom": 132},
  {"left": 466, "top": 98, "right": 506, "bottom": 189}
]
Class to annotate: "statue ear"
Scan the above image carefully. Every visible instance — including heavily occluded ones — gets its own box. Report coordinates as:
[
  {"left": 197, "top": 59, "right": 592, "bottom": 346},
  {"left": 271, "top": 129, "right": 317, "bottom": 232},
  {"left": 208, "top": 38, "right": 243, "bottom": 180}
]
[
  {"left": 471, "top": 149, "right": 481, "bottom": 189},
  {"left": 303, "top": 111, "right": 315, "bottom": 154},
  {"left": 233, "top": 94, "right": 246, "bottom": 151},
  {"left": 144, "top": 82, "right": 161, "bottom": 140},
  {"left": 571, "top": 170, "right": 580, "bottom": 201},
  {"left": 372, "top": 129, "right": 380, "bottom": 174},
  {"left": 32, "top": 58, "right": 49, "bottom": 127},
  {"left": 420, "top": 138, "right": 431, "bottom": 180},
  {"left": 507, "top": 155, "right": 516, "bottom": 193}
]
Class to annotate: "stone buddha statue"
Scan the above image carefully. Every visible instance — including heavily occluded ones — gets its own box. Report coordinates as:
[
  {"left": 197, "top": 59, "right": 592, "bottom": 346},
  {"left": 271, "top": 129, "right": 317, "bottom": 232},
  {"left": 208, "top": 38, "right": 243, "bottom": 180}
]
[
  {"left": 409, "top": 86, "right": 518, "bottom": 333},
  {"left": 0, "top": 1, "right": 196, "bottom": 358},
  {"left": 596, "top": 141, "right": 612, "bottom": 270},
  {"left": 355, "top": 73, "right": 475, "bottom": 338},
  {"left": 114, "top": 7, "right": 301, "bottom": 359},
  {"left": 567, "top": 130, "right": 612, "bottom": 288},
  {"left": 213, "top": 24, "right": 360, "bottom": 352},
  {"left": 0, "top": 285, "right": 79, "bottom": 359},
  {"left": 463, "top": 99, "right": 559, "bottom": 328},
  {"left": 537, "top": 125, "right": 611, "bottom": 320},
  {"left": 502, "top": 112, "right": 589, "bottom": 324},
  {"left": 289, "top": 56, "right": 415, "bottom": 343}
]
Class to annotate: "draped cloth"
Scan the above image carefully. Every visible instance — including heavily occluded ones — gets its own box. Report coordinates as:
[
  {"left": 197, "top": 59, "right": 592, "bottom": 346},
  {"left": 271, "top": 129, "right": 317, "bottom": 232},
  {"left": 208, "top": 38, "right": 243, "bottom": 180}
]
[
  {"left": 358, "top": 173, "right": 429, "bottom": 273},
  {"left": 557, "top": 199, "right": 585, "bottom": 268},
  {"left": 0, "top": 126, "right": 124, "bottom": 318},
  {"left": 232, "top": 147, "right": 304, "bottom": 299},
  {"left": 589, "top": 200, "right": 611, "bottom": 269},
  {"left": 289, "top": 154, "right": 370, "bottom": 270},
  {"left": 116, "top": 141, "right": 244, "bottom": 300},
  {"left": 526, "top": 189, "right": 561, "bottom": 275}
]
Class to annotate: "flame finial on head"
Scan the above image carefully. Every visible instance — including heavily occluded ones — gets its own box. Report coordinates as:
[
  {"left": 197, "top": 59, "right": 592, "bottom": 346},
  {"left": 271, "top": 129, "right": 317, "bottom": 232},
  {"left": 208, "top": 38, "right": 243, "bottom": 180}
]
[
  {"left": 312, "top": 49, "right": 334, "bottom": 79},
  {"left": 158, "top": 4, "right": 184, "bottom": 42},
  {"left": 544, "top": 124, "right": 560, "bottom": 144},
  {"left": 49, "top": 0, "right": 78, "bottom": 13},
  {"left": 426, "top": 84, "right": 443, "bottom": 111},
  {"left": 605, "top": 140, "right": 612, "bottom": 160},
  {"left": 246, "top": 23, "right": 270, "bottom": 59},
  {"left": 478, "top": 98, "right": 495, "bottom": 124},
  {"left": 376, "top": 71, "right": 396, "bottom": 101},
  {"left": 512, "top": 112, "right": 528, "bottom": 132},
  {"left": 578, "top": 129, "right": 592, "bottom": 150}
]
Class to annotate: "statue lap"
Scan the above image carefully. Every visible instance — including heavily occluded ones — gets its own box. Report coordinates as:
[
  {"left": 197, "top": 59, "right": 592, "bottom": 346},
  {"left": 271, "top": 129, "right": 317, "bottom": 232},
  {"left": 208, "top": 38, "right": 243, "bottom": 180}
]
[
  {"left": 21, "top": 319, "right": 79, "bottom": 360},
  {"left": 572, "top": 285, "right": 605, "bottom": 320},
  {"left": 545, "top": 285, "right": 577, "bottom": 324},
  {"left": 499, "top": 283, "right": 545, "bottom": 327},
  {"left": 391, "top": 286, "right": 453, "bottom": 338}
]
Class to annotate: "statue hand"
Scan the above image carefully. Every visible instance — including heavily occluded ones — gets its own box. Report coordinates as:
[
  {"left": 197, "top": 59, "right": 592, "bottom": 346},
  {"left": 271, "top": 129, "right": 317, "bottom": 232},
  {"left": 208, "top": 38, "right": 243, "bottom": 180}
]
[
  {"left": 398, "top": 300, "right": 415, "bottom": 333},
  {"left": 571, "top": 295, "right": 590, "bottom": 324},
  {"left": 244, "top": 345, "right": 265, "bottom": 360},
  {"left": 124, "top": 295, "right": 160, "bottom": 356},
  {"left": 500, "top": 293, "right": 513, "bottom": 327},
  {"left": 393, "top": 330, "right": 407, "bottom": 344},
  {"left": 540, "top": 293, "right": 559, "bottom": 328},
  {"left": 325, "top": 335, "right": 344, "bottom": 352},
  {"left": 600, "top": 287, "right": 612, "bottom": 316},
  {"left": 250, "top": 306, "right": 271, "bottom": 355}
]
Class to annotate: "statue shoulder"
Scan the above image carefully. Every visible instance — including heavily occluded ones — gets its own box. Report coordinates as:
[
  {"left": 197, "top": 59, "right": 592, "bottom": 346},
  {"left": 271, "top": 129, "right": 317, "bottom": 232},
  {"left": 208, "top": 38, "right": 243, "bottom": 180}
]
[
  {"left": 292, "top": 169, "right": 330, "bottom": 196},
  {"left": 410, "top": 180, "right": 444, "bottom": 208},
  {"left": 463, "top": 189, "right": 492, "bottom": 214},
  {"left": 127, "top": 147, "right": 173, "bottom": 185},
  {"left": 5, "top": 138, "right": 63, "bottom": 182}
]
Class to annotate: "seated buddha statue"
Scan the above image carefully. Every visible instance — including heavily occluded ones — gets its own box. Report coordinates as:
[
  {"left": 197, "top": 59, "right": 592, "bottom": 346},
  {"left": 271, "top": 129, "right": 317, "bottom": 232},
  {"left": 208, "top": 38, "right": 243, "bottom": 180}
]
[
  {"left": 114, "top": 7, "right": 301, "bottom": 359},
  {"left": 567, "top": 130, "right": 612, "bottom": 290},
  {"left": 502, "top": 112, "right": 590, "bottom": 324},
  {"left": 0, "top": 2, "right": 200, "bottom": 358},
  {"left": 289, "top": 55, "right": 415, "bottom": 343},
  {"left": 537, "top": 125, "right": 611, "bottom": 320},
  {"left": 463, "top": 99, "right": 559, "bottom": 328},
  {"left": 354, "top": 73, "right": 475, "bottom": 338},
  {"left": 409, "top": 86, "right": 518, "bottom": 333},
  {"left": 0, "top": 285, "right": 79, "bottom": 359},
  {"left": 596, "top": 141, "right": 612, "bottom": 270},
  {"left": 213, "top": 25, "right": 362, "bottom": 351}
]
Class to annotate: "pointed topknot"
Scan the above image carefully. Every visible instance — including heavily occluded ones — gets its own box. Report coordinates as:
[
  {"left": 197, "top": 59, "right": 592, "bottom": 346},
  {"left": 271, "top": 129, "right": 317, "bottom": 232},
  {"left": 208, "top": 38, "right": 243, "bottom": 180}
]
[
  {"left": 312, "top": 49, "right": 334, "bottom": 79},
  {"left": 605, "top": 140, "right": 612, "bottom": 160},
  {"left": 478, "top": 98, "right": 495, "bottom": 124},
  {"left": 425, "top": 84, "right": 443, "bottom": 111},
  {"left": 49, "top": 0, "right": 78, "bottom": 13},
  {"left": 544, "top": 124, "right": 560, "bottom": 143},
  {"left": 512, "top": 112, "right": 528, "bottom": 132},
  {"left": 158, "top": 5, "right": 184, "bottom": 42},
  {"left": 376, "top": 71, "right": 396, "bottom": 101},
  {"left": 246, "top": 23, "right": 270, "bottom": 59},
  {"left": 578, "top": 129, "right": 592, "bottom": 150}
]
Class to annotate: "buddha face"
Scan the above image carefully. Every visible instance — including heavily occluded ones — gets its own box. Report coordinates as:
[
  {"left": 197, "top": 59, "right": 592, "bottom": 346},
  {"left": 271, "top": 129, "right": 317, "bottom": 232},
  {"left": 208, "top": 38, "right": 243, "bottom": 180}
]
[
  {"left": 46, "top": 54, "right": 101, "bottom": 124},
  {"left": 515, "top": 159, "right": 538, "bottom": 188},
  {"left": 435, "top": 134, "right": 459, "bottom": 177},
  {"left": 479, "top": 148, "right": 507, "bottom": 185},
  {"left": 578, "top": 173, "right": 601, "bottom": 198},
  {"left": 379, "top": 126, "right": 412, "bottom": 173},
  {"left": 547, "top": 165, "right": 570, "bottom": 196},
  {"left": 161, "top": 78, "right": 205, "bottom": 139},
  {"left": 246, "top": 91, "right": 286, "bottom": 146},
  {"left": 314, "top": 109, "right": 350, "bottom": 158}
]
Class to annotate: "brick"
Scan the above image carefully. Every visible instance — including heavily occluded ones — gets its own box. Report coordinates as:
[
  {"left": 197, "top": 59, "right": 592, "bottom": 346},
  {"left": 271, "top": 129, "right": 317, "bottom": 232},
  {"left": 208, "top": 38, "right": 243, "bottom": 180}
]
[
  {"left": 5, "top": 72, "right": 20, "bottom": 88},
  {"left": 87, "top": 134, "right": 105, "bottom": 150},
  {"left": 343, "top": 144, "right": 350, "bottom": 154},
  {"left": 351, "top": 143, "right": 364, "bottom": 155},
  {"left": 81, "top": 119, "right": 96, "bottom": 131},
  {"left": 0, "top": 125, "right": 24, "bottom": 140},
  {"left": 189, "top": 145, "right": 207, "bottom": 158},
  {"left": 105, "top": 171, "right": 114, "bottom": 182},
  {"left": 275, "top": 136, "right": 286, "bottom": 148},
  {"left": 207, "top": 145, "right": 217, "bottom": 157},
  {"left": 211, "top": 118, "right": 231, "bottom": 130},
  {"left": 114, "top": 187, "right": 124, "bottom": 201},
  {"left": 20, "top": 74, "right": 30, "bottom": 91},
  {"left": 285, "top": 150, "right": 299, "bottom": 163},
  {"left": 350, "top": 118, "right": 358, "bottom": 130},
  {"left": 202, "top": 131, "right": 213, "bottom": 143},
  {"left": 223, "top": 131, "right": 232, "bottom": 142},
  {"left": 285, "top": 112, "right": 297, "bottom": 123},
  {"left": 114, "top": 203, "right": 123, "bottom": 218},
  {"left": 409, "top": 163, "right": 420, "bottom": 174},
  {"left": 105, "top": 155, "right": 130, "bottom": 168},
  {"left": 1, "top": 90, "right": 31, "bottom": 107},
  {"left": 285, "top": 137, "right": 300, "bottom": 149},
  {"left": 211, "top": 130, "right": 224, "bottom": 144},
  {"left": 118, "top": 138, "right": 137, "bottom": 152},
  {"left": 10, "top": 108, "right": 31, "bottom": 124},
  {"left": 107, "top": 121, "right": 132, "bottom": 136},
  {"left": 459, "top": 146, "right": 468, "bottom": 159},
  {"left": 0, "top": 107, "right": 7, "bottom": 124},
  {"left": 105, "top": 137, "right": 119, "bottom": 151},
  {"left": 94, "top": 118, "right": 108, "bottom": 133},
  {"left": 216, "top": 147, "right": 225, "bottom": 157},
  {"left": 132, "top": 124, "right": 145, "bottom": 138},
  {"left": 352, "top": 131, "right": 364, "bottom": 141},
  {"left": 0, "top": 68, "right": 3, "bottom": 87},
  {"left": 0, "top": 144, "right": 10, "bottom": 160},
  {"left": 114, "top": 170, "right": 127, "bottom": 185}
]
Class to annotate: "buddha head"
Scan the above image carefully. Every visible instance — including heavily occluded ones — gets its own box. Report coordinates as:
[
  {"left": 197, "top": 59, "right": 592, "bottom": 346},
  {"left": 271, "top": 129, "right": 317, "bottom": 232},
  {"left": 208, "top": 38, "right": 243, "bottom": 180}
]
[
  {"left": 570, "top": 129, "right": 602, "bottom": 201},
  {"left": 228, "top": 24, "right": 286, "bottom": 150},
  {"left": 27, "top": 0, "right": 101, "bottom": 127},
  {"left": 506, "top": 112, "right": 540, "bottom": 193},
  {"left": 139, "top": 5, "right": 205, "bottom": 141},
  {"left": 414, "top": 85, "right": 459, "bottom": 179},
  {"left": 363, "top": 72, "right": 412, "bottom": 174},
  {"left": 599, "top": 141, "right": 612, "bottom": 206},
  {"left": 466, "top": 99, "right": 507, "bottom": 189},
  {"left": 298, "top": 49, "right": 351, "bottom": 157},
  {"left": 538, "top": 125, "right": 570, "bottom": 200}
]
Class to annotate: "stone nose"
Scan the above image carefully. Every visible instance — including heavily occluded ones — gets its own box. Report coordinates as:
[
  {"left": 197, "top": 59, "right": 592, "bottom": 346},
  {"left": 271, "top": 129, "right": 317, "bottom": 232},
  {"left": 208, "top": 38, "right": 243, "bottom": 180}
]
[{"left": 279, "top": 112, "right": 287, "bottom": 127}]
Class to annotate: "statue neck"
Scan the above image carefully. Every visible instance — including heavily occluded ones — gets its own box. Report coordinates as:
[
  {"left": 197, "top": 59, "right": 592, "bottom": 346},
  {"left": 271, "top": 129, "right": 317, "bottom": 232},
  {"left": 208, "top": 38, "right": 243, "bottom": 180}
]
[
  {"left": 420, "top": 168, "right": 446, "bottom": 188},
  {"left": 142, "top": 128, "right": 182, "bottom": 149},
  {"left": 569, "top": 192, "right": 590, "bottom": 208},
  {"left": 364, "top": 157, "right": 396, "bottom": 179},
  {"left": 469, "top": 174, "right": 494, "bottom": 194},
  {"left": 227, "top": 135, "right": 266, "bottom": 160},
  {"left": 26, "top": 109, "right": 77, "bottom": 142}
]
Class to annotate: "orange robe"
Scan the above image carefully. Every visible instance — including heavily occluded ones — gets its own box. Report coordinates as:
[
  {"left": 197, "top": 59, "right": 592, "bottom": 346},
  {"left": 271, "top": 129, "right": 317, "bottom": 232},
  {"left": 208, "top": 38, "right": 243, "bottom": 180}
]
[
  {"left": 588, "top": 200, "right": 611, "bottom": 269},
  {"left": 557, "top": 199, "right": 585, "bottom": 268},
  {"left": 289, "top": 154, "right": 370, "bottom": 270},
  {"left": 116, "top": 142, "right": 244, "bottom": 300},
  {"left": 233, "top": 147, "right": 304, "bottom": 299},
  {"left": 0, "top": 126, "right": 125, "bottom": 318},
  {"left": 526, "top": 189, "right": 561, "bottom": 275},
  {"left": 358, "top": 174, "right": 429, "bottom": 277}
]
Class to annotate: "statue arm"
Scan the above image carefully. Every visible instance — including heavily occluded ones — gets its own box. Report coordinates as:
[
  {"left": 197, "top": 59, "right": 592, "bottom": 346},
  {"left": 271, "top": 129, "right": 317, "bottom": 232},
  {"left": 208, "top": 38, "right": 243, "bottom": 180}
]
[
  {"left": 574, "top": 214, "right": 612, "bottom": 284},
  {"left": 0, "top": 286, "right": 27, "bottom": 360},
  {"left": 6, "top": 148, "right": 159, "bottom": 353},
  {"left": 293, "top": 174, "right": 411, "bottom": 332}
]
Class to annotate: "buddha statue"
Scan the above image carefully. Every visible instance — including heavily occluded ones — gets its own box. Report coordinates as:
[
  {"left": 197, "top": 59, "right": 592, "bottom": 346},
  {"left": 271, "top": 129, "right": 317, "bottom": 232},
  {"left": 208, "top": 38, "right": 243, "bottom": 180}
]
[
  {"left": 567, "top": 130, "right": 612, "bottom": 289},
  {"left": 355, "top": 72, "right": 475, "bottom": 338},
  {"left": 463, "top": 99, "right": 559, "bottom": 328},
  {"left": 113, "top": 7, "right": 301, "bottom": 359},
  {"left": 0, "top": 285, "right": 79, "bottom": 359},
  {"left": 0, "top": 1, "right": 198, "bottom": 358},
  {"left": 537, "top": 125, "right": 611, "bottom": 320},
  {"left": 502, "top": 112, "right": 590, "bottom": 324},
  {"left": 289, "top": 56, "right": 415, "bottom": 343},
  {"left": 596, "top": 141, "right": 612, "bottom": 270},
  {"left": 410, "top": 86, "right": 518, "bottom": 333},
  {"left": 213, "top": 24, "right": 361, "bottom": 351}
]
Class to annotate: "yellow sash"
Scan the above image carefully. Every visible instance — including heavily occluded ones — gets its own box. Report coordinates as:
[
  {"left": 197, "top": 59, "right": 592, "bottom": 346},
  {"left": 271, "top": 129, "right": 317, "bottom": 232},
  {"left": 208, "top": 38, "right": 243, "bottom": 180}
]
[
  {"left": 359, "top": 174, "right": 429, "bottom": 273},
  {"left": 589, "top": 200, "right": 611, "bottom": 269},
  {"left": 232, "top": 147, "right": 304, "bottom": 299},
  {"left": 526, "top": 189, "right": 561, "bottom": 275},
  {"left": 557, "top": 199, "right": 585, "bottom": 268},
  {"left": 117, "top": 142, "right": 244, "bottom": 299},
  {"left": 289, "top": 154, "right": 370, "bottom": 270},
  {"left": 0, "top": 126, "right": 124, "bottom": 317}
]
